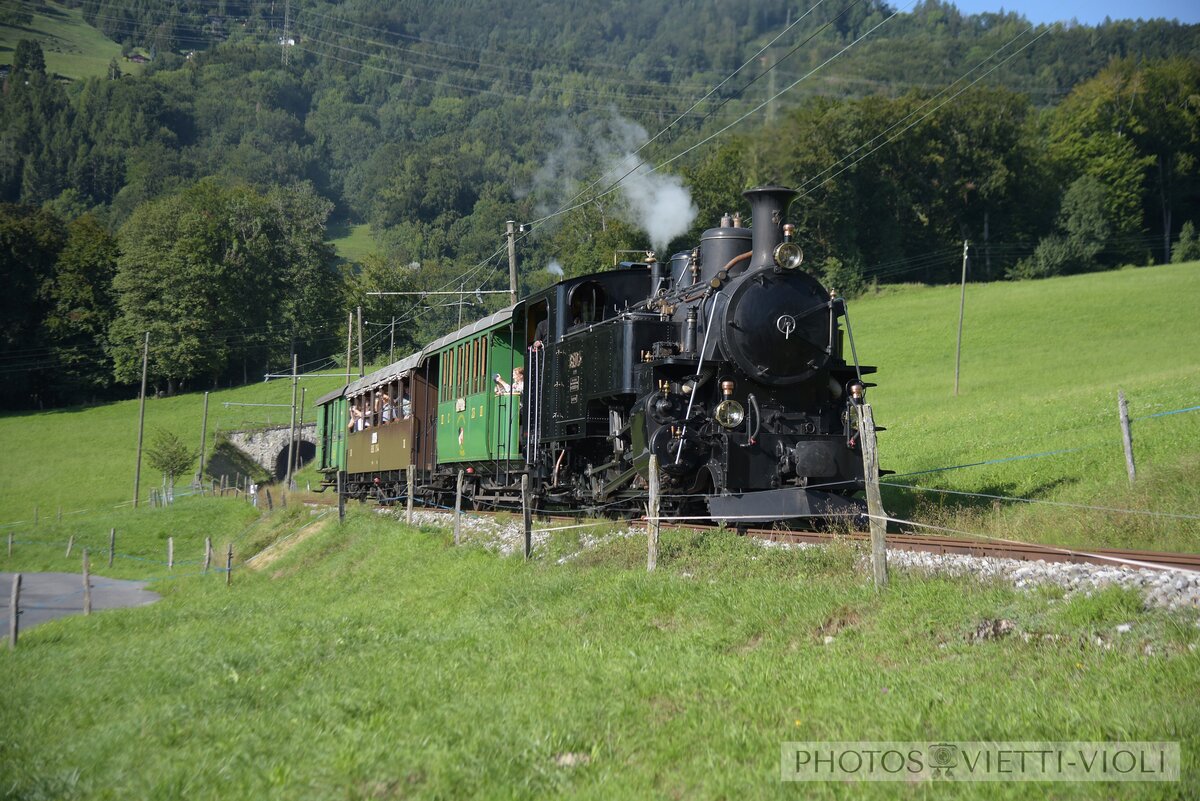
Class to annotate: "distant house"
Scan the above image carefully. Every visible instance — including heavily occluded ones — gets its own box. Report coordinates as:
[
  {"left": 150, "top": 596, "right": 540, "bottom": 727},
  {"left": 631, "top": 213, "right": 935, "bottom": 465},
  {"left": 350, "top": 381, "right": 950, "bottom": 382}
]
[
  {"left": 126, "top": 53, "right": 149, "bottom": 64},
  {"left": 278, "top": 36, "right": 296, "bottom": 46}
]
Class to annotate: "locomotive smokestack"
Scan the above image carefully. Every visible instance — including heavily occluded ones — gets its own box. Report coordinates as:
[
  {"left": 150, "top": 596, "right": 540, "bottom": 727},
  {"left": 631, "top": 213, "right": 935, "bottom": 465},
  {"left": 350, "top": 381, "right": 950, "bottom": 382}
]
[{"left": 743, "top": 185, "right": 798, "bottom": 272}]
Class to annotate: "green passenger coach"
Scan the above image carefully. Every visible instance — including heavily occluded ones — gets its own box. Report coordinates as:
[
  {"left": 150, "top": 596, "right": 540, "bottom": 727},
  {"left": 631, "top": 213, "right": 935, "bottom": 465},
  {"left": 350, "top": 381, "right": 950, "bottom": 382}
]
[
  {"left": 428, "top": 307, "right": 523, "bottom": 468},
  {"left": 313, "top": 304, "right": 525, "bottom": 502}
]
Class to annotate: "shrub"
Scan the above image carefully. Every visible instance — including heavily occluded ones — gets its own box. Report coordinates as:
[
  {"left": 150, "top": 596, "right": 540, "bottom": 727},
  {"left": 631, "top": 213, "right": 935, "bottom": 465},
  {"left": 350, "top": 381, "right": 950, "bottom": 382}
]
[{"left": 1171, "top": 221, "right": 1200, "bottom": 263}]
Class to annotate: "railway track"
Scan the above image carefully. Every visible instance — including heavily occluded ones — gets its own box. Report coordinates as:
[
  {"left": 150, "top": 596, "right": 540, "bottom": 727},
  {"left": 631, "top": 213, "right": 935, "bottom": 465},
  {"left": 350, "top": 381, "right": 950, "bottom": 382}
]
[
  {"left": 305, "top": 494, "right": 1200, "bottom": 573},
  {"left": 742, "top": 528, "right": 1200, "bottom": 573}
]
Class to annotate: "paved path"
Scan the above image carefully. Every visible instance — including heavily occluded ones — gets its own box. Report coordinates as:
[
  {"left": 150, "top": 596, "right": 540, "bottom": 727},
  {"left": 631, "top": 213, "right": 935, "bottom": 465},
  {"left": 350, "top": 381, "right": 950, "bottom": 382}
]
[{"left": 0, "top": 572, "right": 160, "bottom": 630}]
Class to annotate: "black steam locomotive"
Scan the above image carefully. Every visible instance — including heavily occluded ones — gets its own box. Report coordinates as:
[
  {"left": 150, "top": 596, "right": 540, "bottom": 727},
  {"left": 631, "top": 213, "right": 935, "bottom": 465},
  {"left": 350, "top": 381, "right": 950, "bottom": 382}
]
[{"left": 316, "top": 186, "right": 875, "bottom": 524}]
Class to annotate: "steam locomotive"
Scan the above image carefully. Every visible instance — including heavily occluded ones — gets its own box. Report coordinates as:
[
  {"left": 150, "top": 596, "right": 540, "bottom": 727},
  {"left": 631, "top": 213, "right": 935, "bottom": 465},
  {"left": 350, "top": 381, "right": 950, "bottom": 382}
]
[{"left": 314, "top": 186, "right": 875, "bottom": 524}]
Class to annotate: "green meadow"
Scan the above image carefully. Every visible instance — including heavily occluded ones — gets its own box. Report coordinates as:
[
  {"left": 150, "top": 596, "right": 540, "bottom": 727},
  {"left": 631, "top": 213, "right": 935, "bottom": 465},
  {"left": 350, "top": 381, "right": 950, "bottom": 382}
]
[
  {"left": 328, "top": 221, "right": 380, "bottom": 264},
  {"left": 0, "top": 1, "right": 142, "bottom": 80},
  {"left": 851, "top": 261, "right": 1200, "bottom": 553},
  {"left": 3, "top": 261, "right": 1197, "bottom": 551},
  {"left": 2, "top": 504, "right": 1197, "bottom": 800},
  {"left": 2, "top": 264, "right": 1199, "bottom": 799}
]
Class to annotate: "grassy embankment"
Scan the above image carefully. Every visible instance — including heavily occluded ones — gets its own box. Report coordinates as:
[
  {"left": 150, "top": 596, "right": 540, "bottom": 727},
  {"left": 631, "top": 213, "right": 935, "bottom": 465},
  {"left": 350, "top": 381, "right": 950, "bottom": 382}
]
[
  {"left": 0, "top": 0, "right": 143, "bottom": 79},
  {"left": 2, "top": 503, "right": 1197, "bottom": 800}
]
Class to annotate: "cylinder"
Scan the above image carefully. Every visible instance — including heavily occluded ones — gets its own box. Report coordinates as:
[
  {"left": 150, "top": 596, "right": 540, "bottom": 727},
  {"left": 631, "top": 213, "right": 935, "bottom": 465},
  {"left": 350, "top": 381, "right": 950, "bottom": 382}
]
[
  {"left": 683, "top": 306, "right": 698, "bottom": 354},
  {"left": 743, "top": 185, "right": 798, "bottom": 272},
  {"left": 669, "top": 251, "right": 691, "bottom": 289},
  {"left": 697, "top": 225, "right": 751, "bottom": 287}
]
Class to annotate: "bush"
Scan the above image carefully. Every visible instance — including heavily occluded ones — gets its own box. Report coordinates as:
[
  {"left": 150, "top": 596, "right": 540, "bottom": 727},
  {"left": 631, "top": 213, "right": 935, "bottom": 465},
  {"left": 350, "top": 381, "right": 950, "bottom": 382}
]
[
  {"left": 821, "top": 255, "right": 867, "bottom": 298},
  {"left": 1171, "top": 221, "right": 1200, "bottom": 263}
]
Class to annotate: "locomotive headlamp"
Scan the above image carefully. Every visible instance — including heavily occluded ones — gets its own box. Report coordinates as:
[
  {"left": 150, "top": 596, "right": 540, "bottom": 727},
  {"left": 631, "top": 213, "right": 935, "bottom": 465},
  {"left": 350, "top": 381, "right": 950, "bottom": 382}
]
[
  {"left": 773, "top": 241, "right": 804, "bottom": 270},
  {"left": 714, "top": 399, "right": 746, "bottom": 429}
]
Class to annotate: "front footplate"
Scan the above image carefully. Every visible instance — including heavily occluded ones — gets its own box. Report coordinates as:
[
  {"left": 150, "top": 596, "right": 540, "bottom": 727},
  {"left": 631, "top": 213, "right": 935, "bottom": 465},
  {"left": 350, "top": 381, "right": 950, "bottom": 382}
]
[{"left": 705, "top": 487, "right": 864, "bottom": 524}]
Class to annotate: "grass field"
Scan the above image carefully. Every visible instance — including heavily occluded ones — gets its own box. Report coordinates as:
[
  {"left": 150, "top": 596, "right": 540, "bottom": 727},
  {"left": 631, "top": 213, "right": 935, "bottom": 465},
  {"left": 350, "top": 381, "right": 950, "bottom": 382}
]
[
  {"left": 3, "top": 261, "right": 1197, "bottom": 552},
  {"left": 3, "top": 505, "right": 1197, "bottom": 799},
  {"left": 328, "top": 221, "right": 379, "bottom": 264},
  {"left": 850, "top": 262, "right": 1200, "bottom": 552},
  {"left": 0, "top": 1, "right": 142, "bottom": 80}
]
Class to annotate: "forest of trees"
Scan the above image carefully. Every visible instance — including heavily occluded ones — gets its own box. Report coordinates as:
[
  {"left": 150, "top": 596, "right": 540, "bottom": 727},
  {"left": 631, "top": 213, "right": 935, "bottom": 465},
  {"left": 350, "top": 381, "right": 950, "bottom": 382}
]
[{"left": 1, "top": 0, "right": 1198, "bottom": 409}]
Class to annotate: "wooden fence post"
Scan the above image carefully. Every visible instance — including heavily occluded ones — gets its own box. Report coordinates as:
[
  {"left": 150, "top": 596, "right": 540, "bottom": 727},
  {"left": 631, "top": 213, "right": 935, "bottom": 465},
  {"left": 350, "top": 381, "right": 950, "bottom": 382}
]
[
  {"left": 1118, "top": 389, "right": 1136, "bottom": 485},
  {"left": 647, "top": 454, "right": 660, "bottom": 572},
  {"left": 265, "top": 488, "right": 273, "bottom": 511},
  {"left": 6, "top": 532, "right": 11, "bottom": 558},
  {"left": 281, "top": 491, "right": 287, "bottom": 509},
  {"left": 108, "top": 528, "right": 115, "bottom": 568},
  {"left": 225, "top": 543, "right": 233, "bottom": 586},
  {"left": 203, "top": 537, "right": 212, "bottom": 573},
  {"left": 337, "top": 472, "right": 346, "bottom": 523},
  {"left": 65, "top": 534, "right": 75, "bottom": 559},
  {"left": 855, "top": 403, "right": 888, "bottom": 590},
  {"left": 8, "top": 573, "right": 19, "bottom": 649},
  {"left": 522, "top": 473, "right": 532, "bottom": 560},
  {"left": 453, "top": 470, "right": 464, "bottom": 546},
  {"left": 82, "top": 549, "right": 92, "bottom": 616},
  {"left": 406, "top": 464, "right": 415, "bottom": 526},
  {"left": 167, "top": 536, "right": 174, "bottom": 569}
]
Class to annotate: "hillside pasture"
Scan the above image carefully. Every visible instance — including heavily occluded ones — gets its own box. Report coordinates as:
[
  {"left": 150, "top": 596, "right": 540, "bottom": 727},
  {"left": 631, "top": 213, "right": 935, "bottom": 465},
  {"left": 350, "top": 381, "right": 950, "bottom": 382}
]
[{"left": 0, "top": 1, "right": 141, "bottom": 79}]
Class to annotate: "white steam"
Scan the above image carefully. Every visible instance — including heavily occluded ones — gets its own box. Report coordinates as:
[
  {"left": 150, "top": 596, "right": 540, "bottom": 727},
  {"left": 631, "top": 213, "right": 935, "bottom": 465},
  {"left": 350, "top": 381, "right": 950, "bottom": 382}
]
[
  {"left": 545, "top": 260, "right": 564, "bottom": 276},
  {"left": 528, "top": 114, "right": 697, "bottom": 252}
]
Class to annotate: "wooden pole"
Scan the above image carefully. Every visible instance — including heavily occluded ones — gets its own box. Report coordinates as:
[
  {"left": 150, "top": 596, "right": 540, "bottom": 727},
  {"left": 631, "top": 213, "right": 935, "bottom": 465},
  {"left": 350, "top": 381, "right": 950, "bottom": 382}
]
[
  {"left": 346, "top": 311, "right": 353, "bottom": 384},
  {"left": 65, "top": 534, "right": 74, "bottom": 558},
  {"left": 357, "top": 305, "right": 364, "bottom": 378},
  {"left": 454, "top": 470, "right": 464, "bottom": 546},
  {"left": 197, "top": 391, "right": 209, "bottom": 485},
  {"left": 8, "top": 573, "right": 19, "bottom": 650},
  {"left": 133, "top": 331, "right": 149, "bottom": 508},
  {"left": 203, "top": 537, "right": 212, "bottom": 573},
  {"left": 506, "top": 220, "right": 519, "bottom": 306},
  {"left": 265, "top": 488, "right": 273, "bottom": 511},
  {"left": 6, "top": 532, "right": 11, "bottom": 558},
  {"left": 1118, "top": 389, "right": 1136, "bottom": 485},
  {"left": 294, "top": 386, "right": 306, "bottom": 486},
  {"left": 82, "top": 548, "right": 92, "bottom": 616},
  {"left": 286, "top": 353, "right": 298, "bottom": 489},
  {"left": 108, "top": 527, "right": 115, "bottom": 567},
  {"left": 855, "top": 403, "right": 888, "bottom": 589},
  {"left": 225, "top": 543, "right": 233, "bottom": 586},
  {"left": 406, "top": 464, "right": 415, "bottom": 526},
  {"left": 954, "top": 240, "right": 968, "bottom": 397},
  {"left": 337, "top": 472, "right": 346, "bottom": 522},
  {"left": 522, "top": 473, "right": 532, "bottom": 560},
  {"left": 167, "top": 536, "right": 174, "bottom": 569},
  {"left": 647, "top": 454, "right": 660, "bottom": 572}
]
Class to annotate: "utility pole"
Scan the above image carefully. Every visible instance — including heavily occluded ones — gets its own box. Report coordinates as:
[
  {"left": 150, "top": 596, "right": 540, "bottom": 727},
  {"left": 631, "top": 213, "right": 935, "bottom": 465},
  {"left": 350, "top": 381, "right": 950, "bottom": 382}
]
[
  {"left": 294, "top": 386, "right": 306, "bottom": 481},
  {"left": 286, "top": 353, "right": 298, "bottom": 489},
  {"left": 389, "top": 316, "right": 396, "bottom": 363},
  {"left": 954, "top": 240, "right": 969, "bottom": 397},
  {"left": 196, "top": 391, "right": 209, "bottom": 486},
  {"left": 357, "top": 305, "right": 364, "bottom": 377},
  {"left": 345, "top": 311, "right": 353, "bottom": 384},
  {"left": 458, "top": 283, "right": 465, "bottom": 327},
  {"left": 766, "top": 52, "right": 777, "bottom": 125},
  {"left": 506, "top": 220, "right": 519, "bottom": 305},
  {"left": 133, "top": 332, "right": 149, "bottom": 509},
  {"left": 281, "top": 0, "right": 290, "bottom": 65}
]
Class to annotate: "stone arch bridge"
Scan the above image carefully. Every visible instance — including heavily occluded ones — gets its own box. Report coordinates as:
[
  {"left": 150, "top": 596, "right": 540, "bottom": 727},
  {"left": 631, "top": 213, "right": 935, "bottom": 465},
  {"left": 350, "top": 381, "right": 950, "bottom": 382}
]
[{"left": 220, "top": 423, "right": 317, "bottom": 482}]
